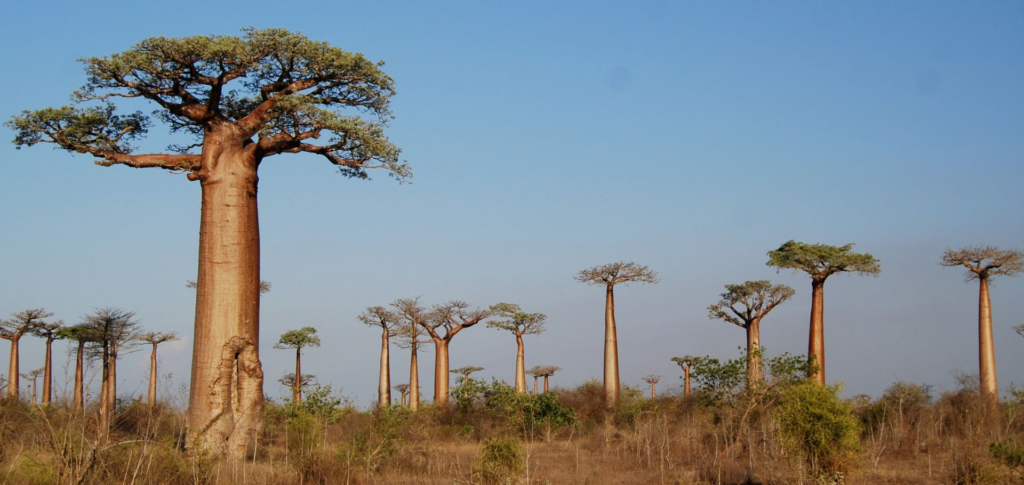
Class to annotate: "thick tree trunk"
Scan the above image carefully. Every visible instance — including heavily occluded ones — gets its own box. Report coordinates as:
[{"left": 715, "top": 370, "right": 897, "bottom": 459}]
[
  {"left": 109, "top": 354, "right": 117, "bottom": 418},
  {"left": 409, "top": 342, "right": 419, "bottom": 411},
  {"left": 99, "top": 346, "right": 110, "bottom": 434},
  {"left": 74, "top": 342, "right": 84, "bottom": 409},
  {"left": 148, "top": 343, "right": 158, "bottom": 405},
  {"left": 978, "top": 277, "right": 998, "bottom": 410},
  {"left": 808, "top": 279, "right": 826, "bottom": 386},
  {"left": 379, "top": 327, "right": 391, "bottom": 406},
  {"left": 294, "top": 348, "right": 302, "bottom": 404},
  {"left": 604, "top": 285, "right": 619, "bottom": 407},
  {"left": 43, "top": 338, "right": 53, "bottom": 404},
  {"left": 544, "top": 375, "right": 550, "bottom": 393},
  {"left": 650, "top": 382, "right": 656, "bottom": 399},
  {"left": 514, "top": 334, "right": 526, "bottom": 393},
  {"left": 683, "top": 366, "right": 691, "bottom": 396},
  {"left": 7, "top": 338, "right": 19, "bottom": 399},
  {"left": 187, "top": 132, "right": 264, "bottom": 459},
  {"left": 747, "top": 318, "right": 762, "bottom": 387},
  {"left": 533, "top": 376, "right": 538, "bottom": 394},
  {"left": 433, "top": 339, "right": 451, "bottom": 405}
]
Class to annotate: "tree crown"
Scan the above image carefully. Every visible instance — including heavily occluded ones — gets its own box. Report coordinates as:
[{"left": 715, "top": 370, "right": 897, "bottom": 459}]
[
  {"left": 7, "top": 28, "right": 407, "bottom": 182},
  {"left": 450, "top": 366, "right": 485, "bottom": 376},
  {"left": 1, "top": 308, "right": 54, "bottom": 340},
  {"left": 275, "top": 327, "right": 321, "bottom": 351},
  {"left": 575, "top": 261, "right": 659, "bottom": 288},
  {"left": 81, "top": 307, "right": 143, "bottom": 358},
  {"left": 391, "top": 297, "right": 432, "bottom": 349},
  {"left": 422, "top": 301, "right": 490, "bottom": 341},
  {"left": 642, "top": 375, "right": 662, "bottom": 385},
  {"left": 671, "top": 355, "right": 702, "bottom": 368},
  {"left": 766, "top": 240, "right": 880, "bottom": 281},
  {"left": 940, "top": 246, "right": 1024, "bottom": 281},
  {"left": 487, "top": 302, "right": 547, "bottom": 336},
  {"left": 138, "top": 331, "right": 180, "bottom": 345},
  {"left": 279, "top": 373, "right": 316, "bottom": 389},
  {"left": 707, "top": 280, "right": 795, "bottom": 328},
  {"left": 357, "top": 306, "right": 400, "bottom": 330}
]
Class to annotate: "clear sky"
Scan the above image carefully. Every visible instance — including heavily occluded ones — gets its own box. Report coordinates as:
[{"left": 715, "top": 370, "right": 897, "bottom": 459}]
[{"left": 1, "top": 1, "right": 1022, "bottom": 408}]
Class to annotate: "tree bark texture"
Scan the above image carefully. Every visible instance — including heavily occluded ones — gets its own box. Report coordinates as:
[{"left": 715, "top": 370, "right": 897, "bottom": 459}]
[
  {"left": 433, "top": 340, "right": 451, "bottom": 405},
  {"left": 544, "top": 375, "right": 551, "bottom": 393},
  {"left": 533, "top": 376, "right": 538, "bottom": 394},
  {"left": 74, "top": 342, "right": 84, "bottom": 409},
  {"left": 98, "top": 344, "right": 110, "bottom": 434},
  {"left": 379, "top": 327, "right": 391, "bottom": 406},
  {"left": 7, "top": 338, "right": 19, "bottom": 398},
  {"left": 294, "top": 348, "right": 302, "bottom": 404},
  {"left": 978, "top": 277, "right": 998, "bottom": 410},
  {"left": 187, "top": 132, "right": 264, "bottom": 459},
  {"left": 148, "top": 343, "right": 158, "bottom": 405},
  {"left": 747, "top": 318, "right": 762, "bottom": 387},
  {"left": 514, "top": 334, "right": 526, "bottom": 393},
  {"left": 808, "top": 279, "right": 826, "bottom": 386},
  {"left": 683, "top": 366, "right": 691, "bottom": 397},
  {"left": 43, "top": 338, "right": 53, "bottom": 404},
  {"left": 604, "top": 285, "right": 619, "bottom": 406},
  {"left": 650, "top": 382, "right": 656, "bottom": 399},
  {"left": 409, "top": 343, "right": 419, "bottom": 411}
]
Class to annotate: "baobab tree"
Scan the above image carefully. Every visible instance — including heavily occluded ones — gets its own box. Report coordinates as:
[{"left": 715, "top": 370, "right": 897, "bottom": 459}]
[
  {"left": 1, "top": 308, "right": 52, "bottom": 399},
  {"left": 138, "top": 332, "right": 179, "bottom": 405},
  {"left": 278, "top": 373, "right": 316, "bottom": 395},
  {"left": 393, "top": 384, "right": 411, "bottom": 406},
  {"left": 451, "top": 366, "right": 484, "bottom": 383},
  {"left": 575, "top": 262, "right": 659, "bottom": 406},
  {"left": 767, "top": 241, "right": 879, "bottom": 385},
  {"left": 22, "top": 368, "right": 45, "bottom": 405},
  {"left": 671, "top": 356, "right": 700, "bottom": 397},
  {"left": 83, "top": 307, "right": 142, "bottom": 433},
  {"left": 1016, "top": 324, "right": 1024, "bottom": 339},
  {"left": 57, "top": 324, "right": 94, "bottom": 409},
  {"left": 7, "top": 29, "right": 407, "bottom": 457},
  {"left": 275, "top": 327, "right": 321, "bottom": 405},
  {"left": 527, "top": 366, "right": 544, "bottom": 394},
  {"left": 488, "top": 303, "right": 547, "bottom": 393},
  {"left": 359, "top": 306, "right": 401, "bottom": 407},
  {"left": 30, "top": 320, "right": 65, "bottom": 405},
  {"left": 707, "top": 280, "right": 795, "bottom": 387},
  {"left": 538, "top": 366, "right": 561, "bottom": 393},
  {"left": 940, "top": 246, "right": 1024, "bottom": 410},
  {"left": 393, "top": 298, "right": 430, "bottom": 411},
  {"left": 421, "top": 301, "right": 490, "bottom": 405},
  {"left": 642, "top": 375, "right": 661, "bottom": 399}
]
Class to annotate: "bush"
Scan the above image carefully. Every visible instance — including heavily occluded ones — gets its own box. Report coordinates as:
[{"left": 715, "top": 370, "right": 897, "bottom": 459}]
[
  {"left": 776, "top": 382, "right": 860, "bottom": 480},
  {"left": 475, "top": 435, "right": 524, "bottom": 485}
]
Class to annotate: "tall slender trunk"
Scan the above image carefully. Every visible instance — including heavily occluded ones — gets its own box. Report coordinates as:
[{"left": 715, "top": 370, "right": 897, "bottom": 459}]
[
  {"left": 188, "top": 133, "right": 264, "bottom": 459},
  {"left": 683, "top": 366, "right": 691, "bottom": 396},
  {"left": 544, "top": 375, "right": 550, "bottom": 393},
  {"left": 43, "top": 338, "right": 53, "bottom": 404},
  {"left": 604, "top": 285, "right": 619, "bottom": 407},
  {"left": 808, "top": 279, "right": 826, "bottom": 386},
  {"left": 978, "top": 277, "right": 998, "bottom": 410},
  {"left": 379, "top": 327, "right": 391, "bottom": 407},
  {"left": 650, "top": 382, "right": 656, "bottom": 399},
  {"left": 433, "top": 339, "right": 450, "bottom": 405},
  {"left": 514, "top": 334, "right": 526, "bottom": 393},
  {"left": 109, "top": 353, "right": 117, "bottom": 419},
  {"left": 31, "top": 377, "right": 37, "bottom": 404},
  {"left": 533, "top": 376, "right": 538, "bottom": 394},
  {"left": 148, "top": 343, "right": 158, "bottom": 405},
  {"left": 74, "top": 341, "right": 84, "bottom": 409},
  {"left": 409, "top": 340, "right": 419, "bottom": 411},
  {"left": 294, "top": 348, "right": 302, "bottom": 404},
  {"left": 99, "top": 343, "right": 110, "bottom": 434},
  {"left": 6, "top": 337, "right": 19, "bottom": 398},
  {"left": 747, "top": 318, "right": 762, "bottom": 387}
]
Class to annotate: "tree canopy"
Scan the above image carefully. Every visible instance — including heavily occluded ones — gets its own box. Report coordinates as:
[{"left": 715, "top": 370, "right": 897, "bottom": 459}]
[
  {"left": 487, "top": 303, "right": 547, "bottom": 337},
  {"left": 940, "top": 246, "right": 1024, "bottom": 281},
  {"left": 766, "top": 241, "right": 880, "bottom": 281},
  {"left": 708, "top": 280, "right": 795, "bottom": 328},
  {"left": 275, "top": 327, "right": 321, "bottom": 351},
  {"left": 7, "top": 28, "right": 408, "bottom": 182},
  {"left": 575, "top": 261, "right": 660, "bottom": 287}
]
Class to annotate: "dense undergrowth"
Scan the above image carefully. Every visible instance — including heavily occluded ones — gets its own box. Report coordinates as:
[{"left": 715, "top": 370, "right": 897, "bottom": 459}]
[{"left": 1, "top": 371, "right": 1023, "bottom": 485}]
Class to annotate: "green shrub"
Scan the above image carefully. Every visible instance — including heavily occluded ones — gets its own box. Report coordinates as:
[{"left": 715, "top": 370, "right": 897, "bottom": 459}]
[
  {"left": 475, "top": 435, "right": 524, "bottom": 485},
  {"left": 776, "top": 382, "right": 860, "bottom": 479}
]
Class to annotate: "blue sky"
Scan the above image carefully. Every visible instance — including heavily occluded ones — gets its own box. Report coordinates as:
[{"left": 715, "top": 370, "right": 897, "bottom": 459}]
[{"left": 1, "top": 1, "right": 1022, "bottom": 407}]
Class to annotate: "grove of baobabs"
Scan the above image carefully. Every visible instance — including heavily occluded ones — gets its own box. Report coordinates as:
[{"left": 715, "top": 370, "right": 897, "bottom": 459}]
[{"left": 1, "top": 15, "right": 1023, "bottom": 485}]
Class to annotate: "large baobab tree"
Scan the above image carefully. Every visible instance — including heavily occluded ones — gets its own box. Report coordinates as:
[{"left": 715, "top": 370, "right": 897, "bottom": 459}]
[
  {"left": 671, "top": 356, "right": 700, "bottom": 397},
  {"left": 421, "top": 301, "right": 490, "bottom": 405},
  {"left": 708, "top": 280, "right": 795, "bottom": 387},
  {"left": 275, "top": 327, "right": 321, "bottom": 405},
  {"left": 138, "top": 332, "right": 179, "bottom": 405},
  {"left": 31, "top": 320, "right": 65, "bottom": 405},
  {"left": 1, "top": 309, "right": 52, "bottom": 399},
  {"left": 488, "top": 303, "right": 547, "bottom": 393},
  {"left": 940, "top": 246, "right": 1024, "bottom": 410},
  {"left": 8, "top": 29, "right": 407, "bottom": 457},
  {"left": 22, "top": 368, "right": 45, "bottom": 405},
  {"left": 767, "top": 241, "right": 879, "bottom": 385},
  {"left": 393, "top": 298, "right": 430, "bottom": 411},
  {"left": 642, "top": 375, "right": 661, "bottom": 399},
  {"left": 359, "top": 306, "right": 401, "bottom": 407},
  {"left": 83, "top": 307, "right": 142, "bottom": 433},
  {"left": 57, "top": 324, "right": 95, "bottom": 409},
  {"left": 575, "top": 262, "right": 659, "bottom": 407}
]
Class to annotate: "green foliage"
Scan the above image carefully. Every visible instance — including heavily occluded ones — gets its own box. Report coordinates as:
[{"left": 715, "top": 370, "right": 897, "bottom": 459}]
[
  {"left": 707, "top": 280, "right": 795, "bottom": 326},
  {"left": 452, "top": 379, "right": 578, "bottom": 436},
  {"left": 990, "top": 438, "right": 1024, "bottom": 481},
  {"left": 346, "top": 406, "right": 410, "bottom": 473},
  {"left": 487, "top": 302, "right": 547, "bottom": 336},
  {"left": 275, "top": 326, "right": 321, "bottom": 351},
  {"left": 691, "top": 354, "right": 746, "bottom": 405},
  {"left": 767, "top": 240, "right": 880, "bottom": 279},
  {"left": 776, "top": 382, "right": 861, "bottom": 479},
  {"left": 475, "top": 435, "right": 525, "bottom": 485}
]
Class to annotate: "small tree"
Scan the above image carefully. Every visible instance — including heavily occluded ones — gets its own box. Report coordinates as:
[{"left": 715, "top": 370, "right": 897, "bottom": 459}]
[
  {"left": 421, "top": 301, "right": 490, "bottom": 405},
  {"left": 576, "top": 262, "right": 659, "bottom": 407},
  {"left": 392, "top": 298, "right": 431, "bottom": 411},
  {"left": 138, "top": 332, "right": 179, "bottom": 405},
  {"left": 22, "top": 368, "right": 45, "bottom": 405},
  {"left": 642, "top": 375, "right": 661, "bottom": 399},
  {"left": 359, "top": 306, "right": 401, "bottom": 407},
  {"left": 671, "top": 355, "right": 701, "bottom": 397},
  {"left": 275, "top": 327, "right": 321, "bottom": 405},
  {"left": 537, "top": 366, "right": 561, "bottom": 393},
  {"left": 393, "top": 383, "right": 411, "bottom": 407},
  {"left": 767, "top": 241, "right": 879, "bottom": 385},
  {"left": 488, "top": 303, "right": 547, "bottom": 393},
  {"left": 527, "top": 366, "right": 544, "bottom": 394},
  {"left": 30, "top": 320, "right": 65, "bottom": 405},
  {"left": 940, "top": 246, "right": 1024, "bottom": 410},
  {"left": 82, "top": 307, "right": 142, "bottom": 433},
  {"left": 708, "top": 280, "right": 795, "bottom": 387},
  {"left": 2, "top": 309, "right": 53, "bottom": 399},
  {"left": 279, "top": 373, "right": 316, "bottom": 396},
  {"left": 57, "top": 324, "right": 95, "bottom": 409}
]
